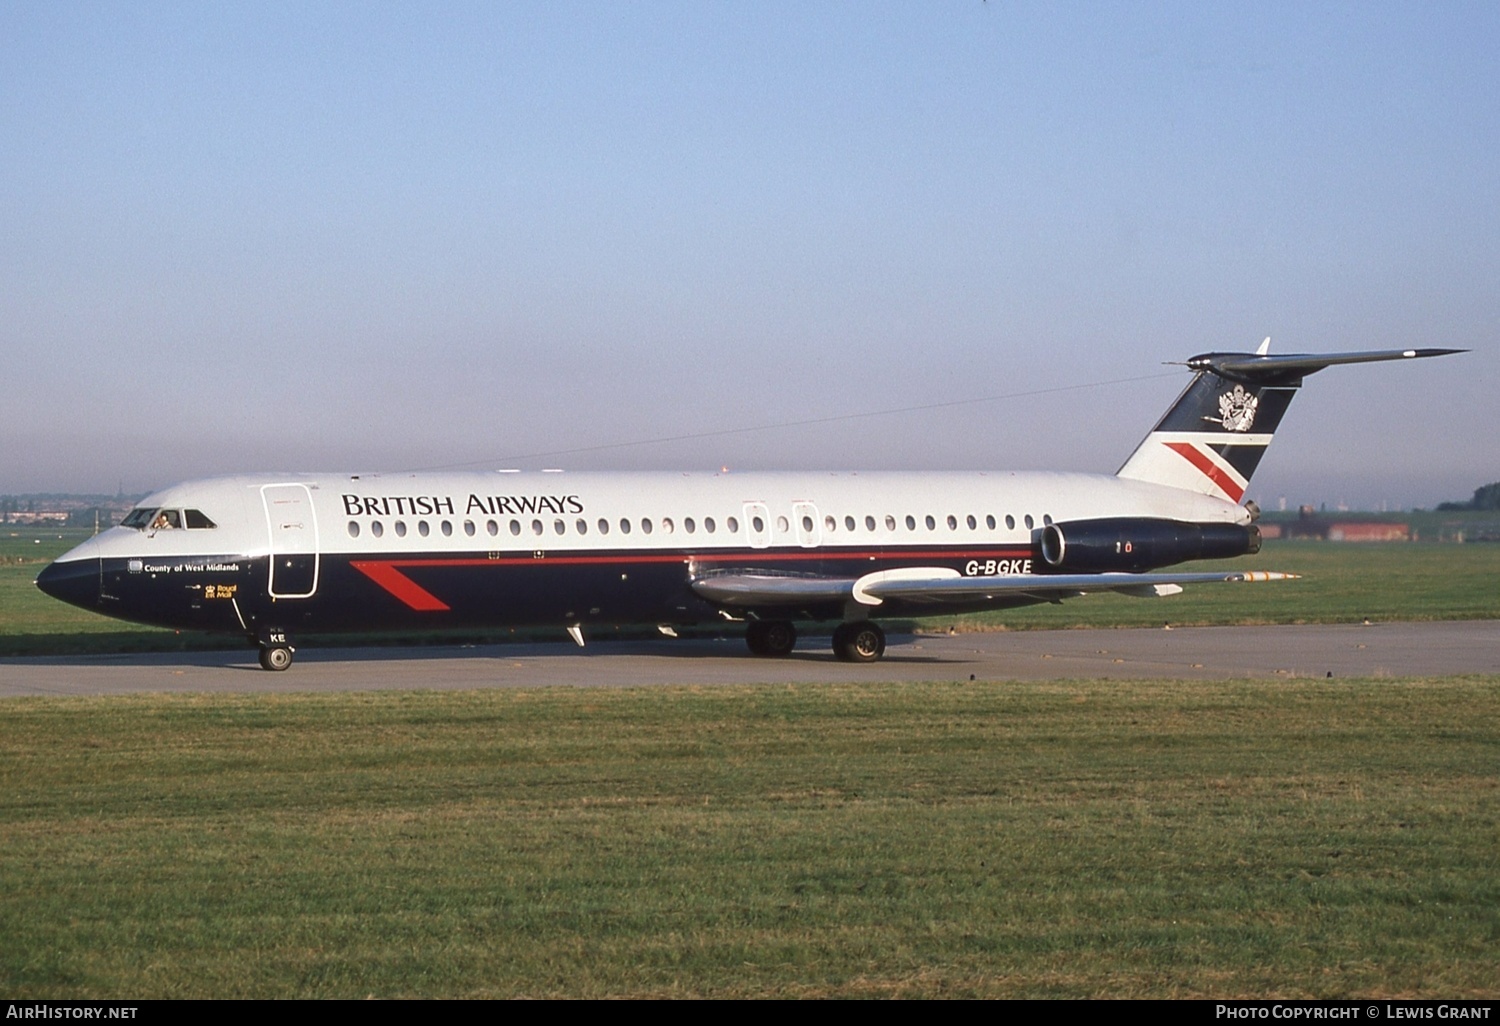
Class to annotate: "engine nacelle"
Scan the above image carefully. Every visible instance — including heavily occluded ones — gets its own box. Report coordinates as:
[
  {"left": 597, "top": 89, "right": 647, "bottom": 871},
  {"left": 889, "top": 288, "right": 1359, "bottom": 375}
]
[{"left": 1040, "top": 518, "right": 1261, "bottom": 573}]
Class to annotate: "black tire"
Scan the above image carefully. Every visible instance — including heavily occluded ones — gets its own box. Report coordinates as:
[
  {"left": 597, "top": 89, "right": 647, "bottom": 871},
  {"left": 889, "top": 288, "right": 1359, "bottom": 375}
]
[
  {"left": 762, "top": 620, "right": 796, "bottom": 656},
  {"left": 258, "top": 645, "right": 293, "bottom": 672},
  {"left": 833, "top": 621, "right": 885, "bottom": 663},
  {"left": 746, "top": 620, "right": 796, "bottom": 657}
]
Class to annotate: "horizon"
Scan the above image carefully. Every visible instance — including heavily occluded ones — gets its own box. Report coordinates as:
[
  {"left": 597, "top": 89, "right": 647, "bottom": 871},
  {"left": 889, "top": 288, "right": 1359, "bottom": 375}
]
[{"left": 4, "top": 4, "right": 1495, "bottom": 507}]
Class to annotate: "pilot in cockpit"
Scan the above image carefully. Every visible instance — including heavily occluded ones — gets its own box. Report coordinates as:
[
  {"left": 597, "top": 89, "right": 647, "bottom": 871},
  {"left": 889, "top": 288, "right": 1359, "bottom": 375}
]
[{"left": 151, "top": 510, "right": 181, "bottom": 530}]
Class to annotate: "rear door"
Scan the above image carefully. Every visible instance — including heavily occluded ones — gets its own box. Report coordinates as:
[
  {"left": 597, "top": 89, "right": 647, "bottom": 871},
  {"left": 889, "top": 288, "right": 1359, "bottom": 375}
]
[{"left": 262, "top": 483, "right": 319, "bottom": 598}]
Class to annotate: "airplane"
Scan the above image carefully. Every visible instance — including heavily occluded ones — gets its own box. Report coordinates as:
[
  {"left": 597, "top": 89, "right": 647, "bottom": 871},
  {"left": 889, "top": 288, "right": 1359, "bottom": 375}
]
[{"left": 35, "top": 344, "right": 1462, "bottom": 670}]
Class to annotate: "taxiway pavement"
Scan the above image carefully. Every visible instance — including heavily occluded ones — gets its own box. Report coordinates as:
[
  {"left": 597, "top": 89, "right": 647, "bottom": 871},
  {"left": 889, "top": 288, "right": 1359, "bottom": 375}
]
[{"left": 2, "top": 621, "right": 1496, "bottom": 696}]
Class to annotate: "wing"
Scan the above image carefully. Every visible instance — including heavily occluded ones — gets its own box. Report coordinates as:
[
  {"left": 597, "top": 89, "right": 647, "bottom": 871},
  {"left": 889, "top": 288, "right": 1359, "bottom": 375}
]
[{"left": 691, "top": 567, "right": 1297, "bottom": 609}]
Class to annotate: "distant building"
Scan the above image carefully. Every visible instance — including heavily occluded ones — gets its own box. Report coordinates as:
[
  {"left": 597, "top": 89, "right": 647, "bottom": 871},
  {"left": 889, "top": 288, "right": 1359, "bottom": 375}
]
[
  {"left": 1326, "top": 522, "right": 1410, "bottom": 542},
  {"left": 8, "top": 511, "right": 69, "bottom": 524},
  {"left": 1278, "top": 507, "right": 1410, "bottom": 542}
]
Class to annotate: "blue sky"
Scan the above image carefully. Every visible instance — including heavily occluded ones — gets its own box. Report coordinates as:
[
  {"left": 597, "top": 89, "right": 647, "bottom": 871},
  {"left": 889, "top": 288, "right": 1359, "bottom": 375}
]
[{"left": 3, "top": 2, "right": 1495, "bottom": 509}]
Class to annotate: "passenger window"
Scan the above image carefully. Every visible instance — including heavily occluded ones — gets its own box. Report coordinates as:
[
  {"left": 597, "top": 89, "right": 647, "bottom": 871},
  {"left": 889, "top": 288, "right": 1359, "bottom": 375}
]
[
  {"left": 925, "top": 515, "right": 936, "bottom": 531},
  {"left": 184, "top": 509, "right": 216, "bottom": 529},
  {"left": 1005, "top": 515, "right": 1016, "bottom": 530},
  {"left": 509, "top": 519, "right": 521, "bottom": 536},
  {"left": 371, "top": 521, "right": 384, "bottom": 538},
  {"left": 845, "top": 515, "right": 855, "bottom": 531},
  {"left": 704, "top": 517, "right": 716, "bottom": 534},
  {"left": 947, "top": 515, "right": 957, "bottom": 530},
  {"left": 598, "top": 518, "right": 610, "bottom": 535},
  {"left": 864, "top": 515, "right": 875, "bottom": 531},
  {"left": 884, "top": 515, "right": 895, "bottom": 531},
  {"left": 347, "top": 521, "right": 360, "bottom": 538},
  {"left": 752, "top": 516, "right": 764, "bottom": 533},
  {"left": 464, "top": 520, "right": 476, "bottom": 537},
  {"left": 684, "top": 518, "right": 696, "bottom": 534},
  {"left": 966, "top": 514, "right": 976, "bottom": 530},
  {"left": 727, "top": 516, "right": 739, "bottom": 533},
  {"left": 554, "top": 519, "right": 565, "bottom": 535},
  {"left": 802, "top": 516, "right": 814, "bottom": 532},
  {"left": 1024, "top": 515, "right": 1034, "bottom": 530},
  {"left": 395, "top": 521, "right": 408, "bottom": 538},
  {"left": 776, "top": 516, "right": 789, "bottom": 533},
  {"left": 577, "top": 518, "right": 588, "bottom": 535},
  {"left": 620, "top": 519, "right": 632, "bottom": 534},
  {"left": 661, "top": 518, "right": 674, "bottom": 534},
  {"left": 487, "top": 520, "right": 499, "bottom": 536},
  {"left": 441, "top": 521, "right": 453, "bottom": 537},
  {"left": 642, "top": 519, "right": 654, "bottom": 535},
  {"left": 531, "top": 519, "right": 543, "bottom": 536},
  {"left": 1043, "top": 514, "right": 1053, "bottom": 526},
  {"left": 904, "top": 515, "right": 915, "bottom": 530},
  {"left": 986, "top": 515, "right": 996, "bottom": 530},
  {"left": 418, "top": 521, "right": 430, "bottom": 538}
]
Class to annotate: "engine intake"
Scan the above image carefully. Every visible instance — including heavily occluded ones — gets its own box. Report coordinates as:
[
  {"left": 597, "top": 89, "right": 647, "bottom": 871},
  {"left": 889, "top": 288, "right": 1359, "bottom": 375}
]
[{"left": 1040, "top": 518, "right": 1260, "bottom": 573}]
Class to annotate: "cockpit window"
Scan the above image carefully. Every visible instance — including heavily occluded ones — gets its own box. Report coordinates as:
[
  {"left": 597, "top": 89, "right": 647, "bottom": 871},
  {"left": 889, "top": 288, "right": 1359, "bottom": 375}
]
[
  {"left": 151, "top": 510, "right": 182, "bottom": 530},
  {"left": 122, "top": 507, "right": 216, "bottom": 530}
]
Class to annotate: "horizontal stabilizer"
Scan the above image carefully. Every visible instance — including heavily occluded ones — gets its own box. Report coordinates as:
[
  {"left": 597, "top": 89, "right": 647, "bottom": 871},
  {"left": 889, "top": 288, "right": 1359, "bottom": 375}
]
[{"left": 1186, "top": 348, "right": 1466, "bottom": 383}]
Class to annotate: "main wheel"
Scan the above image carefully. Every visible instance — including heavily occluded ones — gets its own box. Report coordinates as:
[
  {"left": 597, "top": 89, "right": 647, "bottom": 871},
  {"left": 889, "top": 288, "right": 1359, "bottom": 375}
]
[
  {"left": 746, "top": 620, "right": 797, "bottom": 657},
  {"left": 833, "top": 621, "right": 885, "bottom": 663},
  {"left": 258, "top": 644, "right": 294, "bottom": 672}
]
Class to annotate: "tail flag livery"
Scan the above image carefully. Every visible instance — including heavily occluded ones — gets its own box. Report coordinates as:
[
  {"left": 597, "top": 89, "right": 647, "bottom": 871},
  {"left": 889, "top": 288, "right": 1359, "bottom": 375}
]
[{"left": 1116, "top": 342, "right": 1464, "bottom": 502}]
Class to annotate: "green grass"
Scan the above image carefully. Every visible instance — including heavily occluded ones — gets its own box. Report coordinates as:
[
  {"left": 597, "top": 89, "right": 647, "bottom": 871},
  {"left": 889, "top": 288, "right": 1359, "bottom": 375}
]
[
  {"left": 1, "top": 680, "right": 1496, "bottom": 998},
  {"left": 0, "top": 529, "right": 167, "bottom": 656},
  {"left": 5, "top": 527, "right": 1500, "bottom": 657},
  {"left": 949, "top": 541, "right": 1500, "bottom": 631}
]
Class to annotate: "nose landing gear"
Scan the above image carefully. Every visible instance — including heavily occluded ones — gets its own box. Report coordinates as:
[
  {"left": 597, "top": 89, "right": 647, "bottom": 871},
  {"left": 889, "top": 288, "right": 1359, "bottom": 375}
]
[
  {"left": 254, "top": 628, "right": 295, "bottom": 671},
  {"left": 258, "top": 644, "right": 294, "bottom": 671}
]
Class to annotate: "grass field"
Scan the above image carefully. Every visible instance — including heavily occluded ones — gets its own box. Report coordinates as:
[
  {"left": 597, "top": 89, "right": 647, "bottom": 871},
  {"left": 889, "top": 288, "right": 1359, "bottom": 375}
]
[
  {"left": 1, "top": 680, "right": 1495, "bottom": 998},
  {"left": 4, "top": 528, "right": 1496, "bottom": 997},
  {"left": 4, "top": 526, "right": 1500, "bottom": 657}
]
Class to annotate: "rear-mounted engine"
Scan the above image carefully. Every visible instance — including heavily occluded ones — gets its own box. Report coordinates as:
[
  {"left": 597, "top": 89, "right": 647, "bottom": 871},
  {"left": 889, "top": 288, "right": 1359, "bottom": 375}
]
[{"left": 1040, "top": 518, "right": 1260, "bottom": 573}]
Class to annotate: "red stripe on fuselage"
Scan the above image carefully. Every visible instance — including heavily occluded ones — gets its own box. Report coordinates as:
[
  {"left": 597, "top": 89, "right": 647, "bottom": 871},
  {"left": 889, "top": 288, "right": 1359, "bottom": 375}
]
[
  {"left": 1164, "top": 442, "right": 1245, "bottom": 502},
  {"left": 350, "top": 561, "right": 451, "bottom": 611}
]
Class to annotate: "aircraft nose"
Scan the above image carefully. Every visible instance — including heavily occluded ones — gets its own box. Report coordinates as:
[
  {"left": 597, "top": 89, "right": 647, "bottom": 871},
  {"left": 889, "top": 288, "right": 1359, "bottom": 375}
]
[{"left": 35, "top": 558, "right": 100, "bottom": 610}]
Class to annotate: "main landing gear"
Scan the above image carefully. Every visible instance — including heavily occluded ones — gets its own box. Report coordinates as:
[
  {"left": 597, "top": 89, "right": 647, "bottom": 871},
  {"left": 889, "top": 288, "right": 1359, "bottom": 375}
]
[
  {"left": 832, "top": 621, "right": 886, "bottom": 663},
  {"left": 744, "top": 620, "right": 888, "bottom": 663},
  {"left": 745, "top": 620, "right": 797, "bottom": 657}
]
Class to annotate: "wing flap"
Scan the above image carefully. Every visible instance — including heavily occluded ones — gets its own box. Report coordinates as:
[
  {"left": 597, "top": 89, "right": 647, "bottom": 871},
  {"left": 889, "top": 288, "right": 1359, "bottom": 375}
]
[
  {"left": 861, "top": 570, "right": 1296, "bottom": 604},
  {"left": 691, "top": 569, "right": 1297, "bottom": 608}
]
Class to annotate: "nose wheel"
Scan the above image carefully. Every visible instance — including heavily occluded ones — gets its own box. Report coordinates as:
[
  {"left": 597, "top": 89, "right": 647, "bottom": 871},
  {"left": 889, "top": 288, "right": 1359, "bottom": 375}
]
[
  {"left": 258, "top": 644, "right": 294, "bottom": 672},
  {"left": 832, "top": 621, "right": 886, "bottom": 663}
]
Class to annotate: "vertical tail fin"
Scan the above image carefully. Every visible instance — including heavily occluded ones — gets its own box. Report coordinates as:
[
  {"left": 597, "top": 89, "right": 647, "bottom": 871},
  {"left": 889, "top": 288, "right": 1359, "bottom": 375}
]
[{"left": 1117, "top": 344, "right": 1464, "bottom": 501}]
